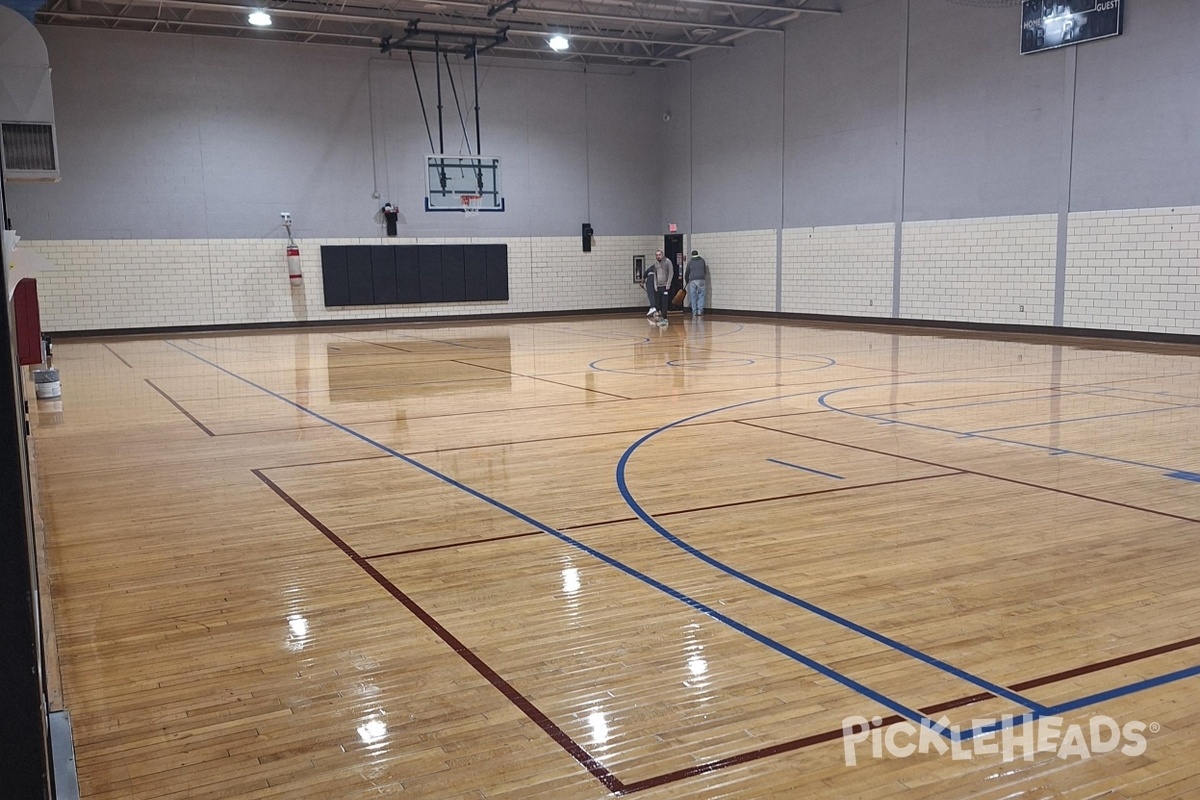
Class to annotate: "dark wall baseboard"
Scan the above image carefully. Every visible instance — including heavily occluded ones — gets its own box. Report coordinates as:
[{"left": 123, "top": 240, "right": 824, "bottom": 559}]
[
  {"left": 49, "top": 308, "right": 1200, "bottom": 349},
  {"left": 47, "top": 308, "right": 647, "bottom": 339},
  {"left": 713, "top": 309, "right": 1200, "bottom": 349}
]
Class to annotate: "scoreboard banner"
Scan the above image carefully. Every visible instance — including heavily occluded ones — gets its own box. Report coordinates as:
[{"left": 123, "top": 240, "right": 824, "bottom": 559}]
[{"left": 1021, "top": 0, "right": 1123, "bottom": 55}]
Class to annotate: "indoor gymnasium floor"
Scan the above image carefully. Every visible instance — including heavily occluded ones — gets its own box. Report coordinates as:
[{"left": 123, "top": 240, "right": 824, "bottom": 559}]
[{"left": 28, "top": 314, "right": 1200, "bottom": 799}]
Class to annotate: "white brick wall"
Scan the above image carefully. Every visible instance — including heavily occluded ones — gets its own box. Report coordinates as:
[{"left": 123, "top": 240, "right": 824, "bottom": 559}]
[
  {"left": 22, "top": 210, "right": 1200, "bottom": 336},
  {"left": 1065, "top": 206, "right": 1200, "bottom": 335},
  {"left": 23, "top": 234, "right": 659, "bottom": 331},
  {"left": 900, "top": 215, "right": 1058, "bottom": 325},
  {"left": 781, "top": 223, "right": 894, "bottom": 318},
  {"left": 690, "top": 229, "right": 777, "bottom": 312}
]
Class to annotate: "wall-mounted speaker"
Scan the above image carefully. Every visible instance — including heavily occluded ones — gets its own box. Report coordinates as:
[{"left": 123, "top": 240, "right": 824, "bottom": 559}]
[{"left": 582, "top": 223, "right": 594, "bottom": 253}]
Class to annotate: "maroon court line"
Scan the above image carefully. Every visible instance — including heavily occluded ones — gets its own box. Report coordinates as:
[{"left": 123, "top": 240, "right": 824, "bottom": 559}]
[
  {"left": 735, "top": 421, "right": 1200, "bottom": 525},
  {"left": 376, "top": 475, "right": 965, "bottom": 542},
  {"left": 651, "top": 472, "right": 966, "bottom": 519},
  {"left": 287, "top": 375, "right": 518, "bottom": 396},
  {"left": 1011, "top": 634, "right": 1200, "bottom": 691},
  {"left": 208, "top": 396, "right": 628, "bottom": 438},
  {"left": 623, "top": 630, "right": 1200, "bottom": 793},
  {"left": 559, "top": 517, "right": 640, "bottom": 532},
  {"left": 403, "top": 426, "right": 660, "bottom": 457},
  {"left": 452, "top": 359, "right": 634, "bottom": 401},
  {"left": 253, "top": 469, "right": 1200, "bottom": 795},
  {"left": 144, "top": 379, "right": 215, "bottom": 437},
  {"left": 103, "top": 343, "right": 135, "bottom": 369},
  {"left": 730, "top": 385, "right": 1065, "bottom": 426},
  {"left": 365, "top": 530, "right": 545, "bottom": 560},
  {"left": 259, "top": 455, "right": 394, "bottom": 472},
  {"left": 330, "top": 333, "right": 413, "bottom": 353},
  {"left": 252, "top": 470, "right": 625, "bottom": 794}
]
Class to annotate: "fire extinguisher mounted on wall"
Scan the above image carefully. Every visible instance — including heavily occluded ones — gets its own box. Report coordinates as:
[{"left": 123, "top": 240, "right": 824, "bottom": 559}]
[{"left": 282, "top": 212, "right": 302, "bottom": 286}]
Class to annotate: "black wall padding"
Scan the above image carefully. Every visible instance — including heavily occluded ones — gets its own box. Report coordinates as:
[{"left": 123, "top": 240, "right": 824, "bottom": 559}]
[
  {"left": 485, "top": 244, "right": 509, "bottom": 301},
  {"left": 395, "top": 246, "right": 421, "bottom": 304},
  {"left": 370, "top": 246, "right": 398, "bottom": 304},
  {"left": 418, "top": 246, "right": 444, "bottom": 303},
  {"left": 320, "top": 246, "right": 349, "bottom": 306},
  {"left": 321, "top": 244, "right": 508, "bottom": 307},
  {"left": 346, "top": 245, "right": 374, "bottom": 305},
  {"left": 440, "top": 245, "right": 466, "bottom": 303},
  {"left": 463, "top": 247, "right": 488, "bottom": 301}
]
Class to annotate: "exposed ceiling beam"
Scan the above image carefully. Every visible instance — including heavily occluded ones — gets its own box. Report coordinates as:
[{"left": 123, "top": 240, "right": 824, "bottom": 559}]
[
  {"left": 474, "top": 5, "right": 784, "bottom": 34},
  {"left": 677, "top": 0, "right": 838, "bottom": 15},
  {"left": 505, "top": 28, "right": 733, "bottom": 49},
  {"left": 36, "top": 7, "right": 689, "bottom": 63}
]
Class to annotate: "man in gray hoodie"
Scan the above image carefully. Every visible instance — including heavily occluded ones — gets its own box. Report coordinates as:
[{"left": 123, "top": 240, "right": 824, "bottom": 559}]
[{"left": 644, "top": 249, "right": 673, "bottom": 321}]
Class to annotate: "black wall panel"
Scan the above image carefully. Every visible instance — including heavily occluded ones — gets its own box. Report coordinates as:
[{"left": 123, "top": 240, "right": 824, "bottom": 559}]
[
  {"left": 346, "top": 245, "right": 375, "bottom": 305},
  {"left": 370, "top": 246, "right": 398, "bottom": 305},
  {"left": 440, "top": 246, "right": 466, "bottom": 303},
  {"left": 321, "top": 244, "right": 508, "bottom": 307},
  {"left": 463, "top": 247, "right": 488, "bottom": 301},
  {"left": 320, "top": 245, "right": 349, "bottom": 306},
  {"left": 395, "top": 246, "right": 421, "bottom": 304},
  {"left": 485, "top": 245, "right": 509, "bottom": 301},
  {"left": 418, "top": 247, "right": 444, "bottom": 303}
]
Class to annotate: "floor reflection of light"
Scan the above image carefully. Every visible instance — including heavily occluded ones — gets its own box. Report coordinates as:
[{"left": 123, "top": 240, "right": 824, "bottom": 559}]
[
  {"left": 562, "top": 567, "right": 581, "bottom": 596},
  {"left": 357, "top": 715, "right": 388, "bottom": 746},
  {"left": 588, "top": 708, "right": 609, "bottom": 746},
  {"left": 286, "top": 614, "right": 310, "bottom": 651},
  {"left": 684, "top": 623, "right": 711, "bottom": 691}
]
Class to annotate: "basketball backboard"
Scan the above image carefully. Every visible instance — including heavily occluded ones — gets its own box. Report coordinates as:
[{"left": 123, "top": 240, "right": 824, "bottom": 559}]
[{"left": 426, "top": 155, "right": 504, "bottom": 212}]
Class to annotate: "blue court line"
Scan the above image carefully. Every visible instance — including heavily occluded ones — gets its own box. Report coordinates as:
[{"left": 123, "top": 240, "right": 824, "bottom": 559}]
[
  {"left": 1166, "top": 471, "right": 1200, "bottom": 483},
  {"left": 588, "top": 354, "right": 834, "bottom": 377},
  {"left": 953, "top": 662, "right": 1200, "bottom": 742},
  {"left": 553, "top": 326, "right": 651, "bottom": 344},
  {"left": 819, "top": 381, "right": 1193, "bottom": 477},
  {"left": 162, "top": 341, "right": 944, "bottom": 737},
  {"left": 1046, "top": 663, "right": 1200, "bottom": 717},
  {"left": 766, "top": 458, "right": 843, "bottom": 480},
  {"left": 614, "top": 393, "right": 1049, "bottom": 715},
  {"left": 868, "top": 384, "right": 1190, "bottom": 422},
  {"left": 167, "top": 343, "right": 1200, "bottom": 747},
  {"left": 966, "top": 403, "right": 1200, "bottom": 436},
  {"left": 869, "top": 391, "right": 1064, "bottom": 419}
]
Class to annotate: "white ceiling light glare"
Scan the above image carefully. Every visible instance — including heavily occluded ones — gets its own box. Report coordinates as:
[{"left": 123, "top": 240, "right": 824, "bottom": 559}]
[
  {"left": 248, "top": 11, "right": 273, "bottom": 26},
  {"left": 548, "top": 34, "right": 569, "bottom": 52}
]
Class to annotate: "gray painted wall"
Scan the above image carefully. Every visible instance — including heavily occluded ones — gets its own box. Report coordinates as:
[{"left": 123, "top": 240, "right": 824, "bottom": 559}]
[
  {"left": 784, "top": 0, "right": 904, "bottom": 227},
  {"left": 668, "top": 0, "right": 1200, "bottom": 233},
  {"left": 10, "top": 1, "right": 1200, "bottom": 240},
  {"left": 7, "top": 27, "right": 662, "bottom": 240},
  {"left": 1070, "top": 0, "right": 1200, "bottom": 212},
  {"left": 689, "top": 35, "right": 785, "bottom": 233},
  {"left": 660, "top": 63, "right": 691, "bottom": 236},
  {"left": 903, "top": 0, "right": 1067, "bottom": 220}
]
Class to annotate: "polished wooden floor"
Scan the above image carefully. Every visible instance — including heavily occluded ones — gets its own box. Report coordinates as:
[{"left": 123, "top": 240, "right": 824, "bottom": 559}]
[{"left": 29, "top": 314, "right": 1200, "bottom": 799}]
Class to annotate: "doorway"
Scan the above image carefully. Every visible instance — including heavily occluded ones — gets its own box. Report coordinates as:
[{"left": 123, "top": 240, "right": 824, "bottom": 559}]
[{"left": 663, "top": 234, "right": 685, "bottom": 312}]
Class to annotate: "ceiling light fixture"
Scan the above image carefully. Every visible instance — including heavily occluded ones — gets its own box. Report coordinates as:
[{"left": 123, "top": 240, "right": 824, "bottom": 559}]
[
  {"left": 548, "top": 34, "right": 569, "bottom": 51},
  {"left": 248, "top": 11, "right": 272, "bottom": 26}
]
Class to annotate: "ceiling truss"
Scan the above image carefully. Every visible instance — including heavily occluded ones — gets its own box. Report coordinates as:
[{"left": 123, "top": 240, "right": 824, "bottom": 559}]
[{"left": 36, "top": 0, "right": 840, "bottom": 66}]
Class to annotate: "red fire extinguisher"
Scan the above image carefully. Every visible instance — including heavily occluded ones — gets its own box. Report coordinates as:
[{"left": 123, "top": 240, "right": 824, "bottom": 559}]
[
  {"left": 283, "top": 213, "right": 302, "bottom": 286},
  {"left": 287, "top": 244, "right": 302, "bottom": 286}
]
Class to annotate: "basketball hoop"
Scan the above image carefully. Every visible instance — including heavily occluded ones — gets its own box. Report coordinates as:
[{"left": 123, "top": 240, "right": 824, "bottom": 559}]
[{"left": 461, "top": 194, "right": 482, "bottom": 218}]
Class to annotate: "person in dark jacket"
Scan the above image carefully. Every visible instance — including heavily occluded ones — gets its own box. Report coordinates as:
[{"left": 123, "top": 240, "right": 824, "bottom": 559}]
[{"left": 685, "top": 249, "right": 707, "bottom": 316}]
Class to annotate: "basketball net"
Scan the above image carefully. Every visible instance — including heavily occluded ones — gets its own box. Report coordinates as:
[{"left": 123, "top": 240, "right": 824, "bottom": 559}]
[{"left": 461, "top": 194, "right": 482, "bottom": 218}]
